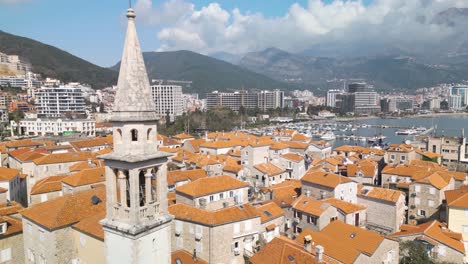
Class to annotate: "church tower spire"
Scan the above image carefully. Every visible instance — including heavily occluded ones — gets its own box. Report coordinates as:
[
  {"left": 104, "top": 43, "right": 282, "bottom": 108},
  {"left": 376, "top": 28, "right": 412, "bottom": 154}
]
[{"left": 101, "top": 8, "right": 172, "bottom": 264}]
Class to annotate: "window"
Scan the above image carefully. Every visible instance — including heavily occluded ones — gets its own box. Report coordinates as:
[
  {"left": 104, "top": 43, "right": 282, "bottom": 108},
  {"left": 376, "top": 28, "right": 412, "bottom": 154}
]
[
  {"left": 220, "top": 192, "right": 224, "bottom": 199},
  {"left": 147, "top": 128, "right": 153, "bottom": 141},
  {"left": 230, "top": 191, "right": 234, "bottom": 198},
  {"left": 131, "top": 129, "right": 138, "bottom": 142},
  {"left": 429, "top": 187, "right": 436, "bottom": 195},
  {"left": 390, "top": 154, "right": 395, "bottom": 160},
  {"left": 0, "top": 248, "right": 11, "bottom": 262},
  {"left": 463, "top": 225, "right": 468, "bottom": 233},
  {"left": 415, "top": 185, "right": 421, "bottom": 193},
  {"left": 418, "top": 210, "right": 426, "bottom": 217},
  {"left": 209, "top": 195, "right": 214, "bottom": 202}
]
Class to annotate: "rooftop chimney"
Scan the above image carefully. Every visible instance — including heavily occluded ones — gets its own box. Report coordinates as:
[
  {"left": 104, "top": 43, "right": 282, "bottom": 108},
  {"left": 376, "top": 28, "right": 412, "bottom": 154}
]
[
  {"left": 315, "top": 245, "right": 324, "bottom": 262},
  {"left": 303, "top": 235, "right": 312, "bottom": 253}
]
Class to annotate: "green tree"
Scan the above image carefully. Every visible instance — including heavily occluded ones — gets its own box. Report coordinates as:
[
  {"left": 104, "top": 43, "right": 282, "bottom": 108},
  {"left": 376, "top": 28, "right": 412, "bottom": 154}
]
[{"left": 399, "top": 241, "right": 432, "bottom": 264}]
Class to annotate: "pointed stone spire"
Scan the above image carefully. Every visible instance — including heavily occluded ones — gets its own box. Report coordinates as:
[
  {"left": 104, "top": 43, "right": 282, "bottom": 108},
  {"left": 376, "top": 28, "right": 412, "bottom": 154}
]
[{"left": 112, "top": 8, "right": 157, "bottom": 122}]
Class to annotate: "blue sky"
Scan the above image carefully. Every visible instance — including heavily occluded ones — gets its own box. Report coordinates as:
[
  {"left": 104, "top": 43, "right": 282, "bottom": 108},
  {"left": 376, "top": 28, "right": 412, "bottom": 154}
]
[{"left": 0, "top": 0, "right": 322, "bottom": 66}]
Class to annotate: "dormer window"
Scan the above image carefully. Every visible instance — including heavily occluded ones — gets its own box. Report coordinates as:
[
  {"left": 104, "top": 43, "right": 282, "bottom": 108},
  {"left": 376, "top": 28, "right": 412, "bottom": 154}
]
[{"left": 396, "top": 148, "right": 400, "bottom": 151}]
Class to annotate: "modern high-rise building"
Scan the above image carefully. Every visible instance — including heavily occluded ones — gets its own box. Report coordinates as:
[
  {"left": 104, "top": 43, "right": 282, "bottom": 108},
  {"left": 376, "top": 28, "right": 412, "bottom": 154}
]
[
  {"left": 449, "top": 94, "right": 463, "bottom": 110},
  {"left": 337, "top": 82, "right": 380, "bottom": 114},
  {"left": 326, "top": 89, "right": 343, "bottom": 107},
  {"left": 151, "top": 84, "right": 183, "bottom": 121},
  {"left": 451, "top": 85, "right": 468, "bottom": 107},
  {"left": 206, "top": 90, "right": 284, "bottom": 111},
  {"left": 35, "top": 85, "right": 86, "bottom": 118}
]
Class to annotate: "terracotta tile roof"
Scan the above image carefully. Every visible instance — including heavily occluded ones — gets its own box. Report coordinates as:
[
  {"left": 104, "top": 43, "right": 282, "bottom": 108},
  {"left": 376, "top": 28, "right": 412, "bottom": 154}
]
[
  {"left": 282, "top": 141, "right": 308, "bottom": 150},
  {"left": 185, "top": 139, "right": 207, "bottom": 153},
  {"left": 72, "top": 211, "right": 105, "bottom": 241},
  {"left": 415, "top": 149, "right": 442, "bottom": 159},
  {"left": 175, "top": 175, "right": 248, "bottom": 198},
  {"left": 167, "top": 169, "right": 207, "bottom": 186},
  {"left": 8, "top": 148, "right": 49, "bottom": 162},
  {"left": 95, "top": 148, "right": 112, "bottom": 155},
  {"left": 199, "top": 140, "right": 238, "bottom": 149},
  {"left": 44, "top": 145, "right": 74, "bottom": 151},
  {"left": 414, "top": 172, "right": 452, "bottom": 190},
  {"left": 171, "top": 249, "right": 208, "bottom": 264},
  {"left": 291, "top": 134, "right": 310, "bottom": 142},
  {"left": 265, "top": 223, "right": 277, "bottom": 231},
  {"left": 250, "top": 236, "right": 331, "bottom": 264},
  {"left": 333, "top": 145, "right": 385, "bottom": 156},
  {"left": 0, "top": 167, "right": 20, "bottom": 181},
  {"left": 30, "top": 175, "right": 69, "bottom": 195},
  {"left": 347, "top": 159, "right": 377, "bottom": 178},
  {"left": 263, "top": 180, "right": 301, "bottom": 208},
  {"left": 68, "top": 159, "right": 105, "bottom": 172},
  {"left": 223, "top": 163, "right": 243, "bottom": 173},
  {"left": 0, "top": 216, "right": 22, "bottom": 238},
  {"left": 390, "top": 220, "right": 465, "bottom": 254},
  {"left": 292, "top": 195, "right": 331, "bottom": 217},
  {"left": 296, "top": 221, "right": 386, "bottom": 264},
  {"left": 0, "top": 143, "right": 6, "bottom": 153},
  {"left": 5, "top": 139, "right": 45, "bottom": 149},
  {"left": 70, "top": 137, "right": 111, "bottom": 150},
  {"left": 382, "top": 164, "right": 437, "bottom": 181},
  {"left": 169, "top": 203, "right": 260, "bottom": 226},
  {"left": 322, "top": 198, "right": 366, "bottom": 214},
  {"left": 167, "top": 192, "right": 176, "bottom": 206},
  {"left": 387, "top": 144, "right": 415, "bottom": 153},
  {"left": 445, "top": 185, "right": 468, "bottom": 208},
  {"left": 256, "top": 202, "right": 285, "bottom": 223},
  {"left": 21, "top": 188, "right": 106, "bottom": 230},
  {"left": 227, "top": 149, "right": 241, "bottom": 157},
  {"left": 254, "top": 163, "right": 285, "bottom": 177},
  {"left": 358, "top": 186, "right": 404, "bottom": 203},
  {"left": 33, "top": 151, "right": 96, "bottom": 165},
  {"left": 0, "top": 201, "right": 24, "bottom": 216},
  {"left": 62, "top": 168, "right": 105, "bottom": 187},
  {"left": 270, "top": 142, "right": 290, "bottom": 150},
  {"left": 173, "top": 133, "right": 195, "bottom": 140},
  {"left": 95, "top": 122, "right": 112, "bottom": 128},
  {"left": 309, "top": 140, "right": 332, "bottom": 150},
  {"left": 281, "top": 153, "right": 304, "bottom": 163},
  {"left": 408, "top": 160, "right": 446, "bottom": 170},
  {"left": 301, "top": 170, "right": 352, "bottom": 189}
]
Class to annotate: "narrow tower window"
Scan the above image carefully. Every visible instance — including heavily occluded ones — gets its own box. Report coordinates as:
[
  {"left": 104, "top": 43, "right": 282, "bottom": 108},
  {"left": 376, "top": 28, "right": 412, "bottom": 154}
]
[
  {"left": 116, "top": 129, "right": 122, "bottom": 143},
  {"left": 147, "top": 128, "right": 153, "bottom": 141},
  {"left": 131, "top": 129, "right": 138, "bottom": 142}
]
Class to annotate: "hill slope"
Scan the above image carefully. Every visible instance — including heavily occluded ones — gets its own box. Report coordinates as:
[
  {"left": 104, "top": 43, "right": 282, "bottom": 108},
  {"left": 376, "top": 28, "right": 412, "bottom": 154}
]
[
  {"left": 112, "top": 50, "right": 291, "bottom": 96},
  {"left": 0, "top": 30, "right": 117, "bottom": 89},
  {"left": 240, "top": 48, "right": 468, "bottom": 91}
]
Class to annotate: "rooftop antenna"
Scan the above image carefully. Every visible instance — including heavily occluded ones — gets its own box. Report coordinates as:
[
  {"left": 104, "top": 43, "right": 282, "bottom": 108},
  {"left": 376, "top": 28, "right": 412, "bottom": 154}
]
[{"left": 128, "top": 0, "right": 132, "bottom": 8}]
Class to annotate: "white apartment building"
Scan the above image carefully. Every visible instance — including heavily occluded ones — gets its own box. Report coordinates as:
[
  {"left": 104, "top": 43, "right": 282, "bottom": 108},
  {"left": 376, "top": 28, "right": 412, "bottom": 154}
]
[
  {"left": 326, "top": 90, "right": 343, "bottom": 107},
  {"left": 35, "top": 85, "right": 86, "bottom": 118},
  {"left": 449, "top": 94, "right": 463, "bottom": 110},
  {"left": 10, "top": 118, "right": 95, "bottom": 136},
  {"left": 151, "top": 84, "right": 183, "bottom": 121}
]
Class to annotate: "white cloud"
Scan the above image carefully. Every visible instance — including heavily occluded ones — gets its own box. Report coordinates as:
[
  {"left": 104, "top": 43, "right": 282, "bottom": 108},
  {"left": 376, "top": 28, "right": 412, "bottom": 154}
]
[{"left": 135, "top": 0, "right": 468, "bottom": 56}]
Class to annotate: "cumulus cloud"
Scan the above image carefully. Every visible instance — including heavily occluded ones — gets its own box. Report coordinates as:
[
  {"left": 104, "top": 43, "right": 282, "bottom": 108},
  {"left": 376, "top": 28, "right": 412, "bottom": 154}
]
[{"left": 135, "top": 0, "right": 468, "bottom": 56}]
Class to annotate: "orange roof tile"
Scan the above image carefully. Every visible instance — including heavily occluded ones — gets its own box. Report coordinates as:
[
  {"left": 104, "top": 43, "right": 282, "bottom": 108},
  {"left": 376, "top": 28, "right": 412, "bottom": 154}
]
[
  {"left": 282, "top": 141, "right": 308, "bottom": 150},
  {"left": 62, "top": 168, "right": 105, "bottom": 187},
  {"left": 390, "top": 220, "right": 465, "bottom": 254},
  {"left": 175, "top": 175, "right": 248, "bottom": 198},
  {"left": 21, "top": 188, "right": 106, "bottom": 230},
  {"left": 0, "top": 216, "right": 22, "bottom": 238},
  {"left": 301, "top": 170, "right": 352, "bottom": 189},
  {"left": 347, "top": 160, "right": 377, "bottom": 178},
  {"left": 30, "top": 175, "right": 69, "bottom": 195},
  {"left": 254, "top": 163, "right": 285, "bottom": 177},
  {"left": 171, "top": 249, "right": 208, "bottom": 264},
  {"left": 291, "top": 134, "right": 310, "bottom": 142},
  {"left": 68, "top": 159, "right": 105, "bottom": 172},
  {"left": 5, "top": 139, "right": 45, "bottom": 149},
  {"left": 292, "top": 195, "right": 331, "bottom": 217},
  {"left": 169, "top": 203, "right": 260, "bottom": 226},
  {"left": 0, "top": 201, "right": 24, "bottom": 216},
  {"left": 445, "top": 185, "right": 468, "bottom": 208},
  {"left": 322, "top": 198, "right": 366, "bottom": 214},
  {"left": 33, "top": 152, "right": 96, "bottom": 165},
  {"left": 414, "top": 172, "right": 451, "bottom": 190},
  {"left": 70, "top": 137, "right": 111, "bottom": 150},
  {"left": 281, "top": 153, "right": 304, "bottom": 163},
  {"left": 167, "top": 169, "right": 208, "bottom": 186},
  {"left": 173, "top": 133, "right": 195, "bottom": 140},
  {"left": 0, "top": 167, "right": 20, "bottom": 181},
  {"left": 270, "top": 142, "right": 289, "bottom": 150},
  {"left": 8, "top": 148, "right": 49, "bottom": 162},
  {"left": 250, "top": 236, "right": 332, "bottom": 264},
  {"left": 256, "top": 202, "right": 285, "bottom": 223},
  {"left": 296, "top": 221, "right": 386, "bottom": 264},
  {"left": 72, "top": 211, "right": 105, "bottom": 241},
  {"left": 358, "top": 186, "right": 404, "bottom": 203}
]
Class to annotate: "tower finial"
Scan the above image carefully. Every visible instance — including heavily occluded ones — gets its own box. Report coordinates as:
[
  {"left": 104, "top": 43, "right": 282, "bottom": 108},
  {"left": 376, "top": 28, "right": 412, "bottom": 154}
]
[{"left": 129, "top": 0, "right": 132, "bottom": 8}]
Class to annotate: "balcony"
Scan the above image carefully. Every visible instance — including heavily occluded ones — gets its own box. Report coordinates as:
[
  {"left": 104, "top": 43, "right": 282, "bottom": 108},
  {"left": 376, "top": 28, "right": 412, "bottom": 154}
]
[
  {"left": 293, "top": 217, "right": 301, "bottom": 224},
  {"left": 112, "top": 202, "right": 160, "bottom": 220}
]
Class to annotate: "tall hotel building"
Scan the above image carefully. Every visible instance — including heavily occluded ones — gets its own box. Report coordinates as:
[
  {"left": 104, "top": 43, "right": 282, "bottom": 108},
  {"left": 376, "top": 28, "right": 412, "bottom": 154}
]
[
  {"left": 206, "top": 90, "right": 284, "bottom": 111},
  {"left": 35, "top": 85, "right": 86, "bottom": 118},
  {"left": 151, "top": 84, "right": 184, "bottom": 121}
]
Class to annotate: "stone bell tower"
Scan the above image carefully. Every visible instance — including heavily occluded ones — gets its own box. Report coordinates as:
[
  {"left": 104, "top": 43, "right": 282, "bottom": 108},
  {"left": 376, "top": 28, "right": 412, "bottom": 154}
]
[{"left": 100, "top": 8, "right": 172, "bottom": 264}]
